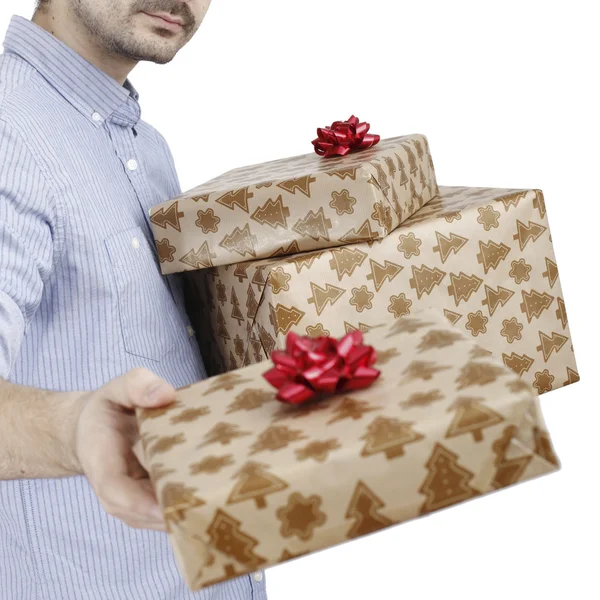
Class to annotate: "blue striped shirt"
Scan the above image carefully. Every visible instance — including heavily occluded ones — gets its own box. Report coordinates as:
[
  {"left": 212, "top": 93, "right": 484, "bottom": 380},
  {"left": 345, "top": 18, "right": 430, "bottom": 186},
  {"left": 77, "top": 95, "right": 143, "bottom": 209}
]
[{"left": 0, "top": 15, "right": 267, "bottom": 600}]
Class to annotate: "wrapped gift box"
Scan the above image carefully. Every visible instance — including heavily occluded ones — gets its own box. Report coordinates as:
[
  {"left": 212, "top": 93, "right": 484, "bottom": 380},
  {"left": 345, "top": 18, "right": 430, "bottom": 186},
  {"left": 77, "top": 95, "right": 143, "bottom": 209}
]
[
  {"left": 150, "top": 135, "right": 437, "bottom": 272},
  {"left": 185, "top": 185, "right": 579, "bottom": 394},
  {"left": 137, "top": 310, "right": 560, "bottom": 592}
]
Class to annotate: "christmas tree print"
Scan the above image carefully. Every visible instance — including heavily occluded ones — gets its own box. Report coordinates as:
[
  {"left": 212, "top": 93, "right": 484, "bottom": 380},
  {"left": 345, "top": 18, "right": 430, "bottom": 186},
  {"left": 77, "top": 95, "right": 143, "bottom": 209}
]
[
  {"left": 149, "top": 463, "right": 175, "bottom": 483},
  {"left": 219, "top": 224, "right": 258, "bottom": 257},
  {"left": 419, "top": 443, "right": 478, "bottom": 514},
  {"left": 513, "top": 220, "right": 547, "bottom": 251},
  {"left": 533, "top": 427, "right": 559, "bottom": 465},
  {"left": 161, "top": 483, "right": 205, "bottom": 531},
  {"left": 234, "top": 263, "right": 249, "bottom": 283},
  {"left": 328, "top": 247, "right": 368, "bottom": 280},
  {"left": 536, "top": 331, "right": 568, "bottom": 362},
  {"left": 295, "top": 439, "right": 341, "bottom": 463},
  {"left": 400, "top": 389, "right": 445, "bottom": 409},
  {"left": 533, "top": 190, "right": 547, "bottom": 219},
  {"left": 556, "top": 297, "right": 568, "bottom": 329},
  {"left": 216, "top": 307, "right": 230, "bottom": 341},
  {"left": 170, "top": 406, "right": 211, "bottom": 425},
  {"left": 345, "top": 480, "right": 394, "bottom": 539},
  {"left": 520, "top": 289, "right": 554, "bottom": 323},
  {"left": 252, "top": 266, "right": 266, "bottom": 288},
  {"left": 455, "top": 361, "right": 506, "bottom": 390},
  {"left": 564, "top": 367, "right": 580, "bottom": 386},
  {"left": 443, "top": 309, "right": 463, "bottom": 325},
  {"left": 384, "top": 156, "right": 397, "bottom": 178},
  {"left": 445, "top": 397, "right": 504, "bottom": 442},
  {"left": 360, "top": 416, "right": 424, "bottom": 459},
  {"left": 417, "top": 329, "right": 464, "bottom": 352},
  {"left": 200, "top": 422, "right": 252, "bottom": 447},
  {"left": 490, "top": 426, "right": 532, "bottom": 490},
  {"left": 270, "top": 240, "right": 301, "bottom": 258},
  {"left": 189, "top": 193, "right": 210, "bottom": 203},
  {"left": 227, "top": 461, "right": 289, "bottom": 509},
  {"left": 373, "top": 162, "right": 391, "bottom": 195},
  {"left": 502, "top": 352, "right": 535, "bottom": 376},
  {"left": 233, "top": 334, "right": 245, "bottom": 362},
  {"left": 202, "top": 372, "right": 253, "bottom": 395},
  {"left": 269, "top": 303, "right": 306, "bottom": 335},
  {"left": 327, "top": 167, "right": 358, "bottom": 180},
  {"left": 482, "top": 285, "right": 515, "bottom": 316},
  {"left": 476, "top": 240, "right": 511, "bottom": 274},
  {"left": 149, "top": 434, "right": 186, "bottom": 457},
  {"left": 227, "top": 389, "right": 275, "bottom": 413},
  {"left": 327, "top": 397, "right": 380, "bottom": 425},
  {"left": 307, "top": 282, "right": 346, "bottom": 316},
  {"left": 292, "top": 208, "right": 333, "bottom": 241},
  {"left": 495, "top": 191, "right": 522, "bottom": 211},
  {"left": 542, "top": 257, "right": 559, "bottom": 288},
  {"left": 402, "top": 143, "right": 418, "bottom": 174},
  {"left": 216, "top": 281, "right": 227, "bottom": 306},
  {"left": 414, "top": 138, "right": 424, "bottom": 160},
  {"left": 216, "top": 187, "right": 254, "bottom": 212},
  {"left": 267, "top": 267, "right": 292, "bottom": 294},
  {"left": 190, "top": 454, "right": 235, "bottom": 475},
  {"left": 277, "top": 175, "right": 317, "bottom": 197},
  {"left": 258, "top": 324, "right": 277, "bottom": 356},
  {"left": 366, "top": 259, "right": 403, "bottom": 291},
  {"left": 447, "top": 272, "right": 483, "bottom": 306},
  {"left": 409, "top": 265, "right": 447, "bottom": 299},
  {"left": 206, "top": 509, "right": 266, "bottom": 567},
  {"left": 433, "top": 232, "right": 468, "bottom": 263},
  {"left": 395, "top": 154, "right": 409, "bottom": 189},
  {"left": 249, "top": 425, "right": 308, "bottom": 455},
  {"left": 150, "top": 201, "right": 184, "bottom": 231},
  {"left": 340, "top": 220, "right": 378, "bottom": 244},
  {"left": 180, "top": 242, "right": 216, "bottom": 269},
  {"left": 230, "top": 288, "right": 244, "bottom": 325},
  {"left": 156, "top": 239, "right": 176, "bottom": 263},
  {"left": 246, "top": 284, "right": 259, "bottom": 320},
  {"left": 250, "top": 195, "right": 290, "bottom": 229},
  {"left": 276, "top": 492, "right": 327, "bottom": 541}
]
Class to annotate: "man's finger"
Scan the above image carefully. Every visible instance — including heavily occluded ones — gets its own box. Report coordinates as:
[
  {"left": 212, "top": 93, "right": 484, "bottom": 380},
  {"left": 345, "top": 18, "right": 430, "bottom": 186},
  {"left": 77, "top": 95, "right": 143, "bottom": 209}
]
[{"left": 99, "top": 368, "right": 176, "bottom": 410}]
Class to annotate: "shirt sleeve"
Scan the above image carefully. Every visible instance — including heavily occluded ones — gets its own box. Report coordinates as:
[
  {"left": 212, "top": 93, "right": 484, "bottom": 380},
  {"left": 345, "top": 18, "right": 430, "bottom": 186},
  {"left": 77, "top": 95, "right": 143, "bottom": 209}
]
[{"left": 0, "top": 118, "right": 56, "bottom": 379}]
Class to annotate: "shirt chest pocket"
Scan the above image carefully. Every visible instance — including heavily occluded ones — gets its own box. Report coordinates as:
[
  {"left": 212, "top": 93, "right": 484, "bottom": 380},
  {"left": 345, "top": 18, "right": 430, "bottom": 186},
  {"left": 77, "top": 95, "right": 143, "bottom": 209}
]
[{"left": 104, "top": 226, "right": 186, "bottom": 362}]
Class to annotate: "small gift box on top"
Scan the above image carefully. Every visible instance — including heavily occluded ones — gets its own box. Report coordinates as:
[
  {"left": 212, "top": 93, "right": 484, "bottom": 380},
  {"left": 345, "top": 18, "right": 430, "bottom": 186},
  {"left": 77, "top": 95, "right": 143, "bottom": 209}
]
[
  {"left": 149, "top": 125, "right": 438, "bottom": 273},
  {"left": 137, "top": 309, "right": 560, "bottom": 592}
]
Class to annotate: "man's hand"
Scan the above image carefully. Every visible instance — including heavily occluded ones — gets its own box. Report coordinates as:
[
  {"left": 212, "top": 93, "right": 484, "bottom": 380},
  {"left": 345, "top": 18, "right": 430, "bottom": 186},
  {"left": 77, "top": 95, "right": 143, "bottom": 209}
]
[{"left": 75, "top": 368, "right": 176, "bottom": 532}]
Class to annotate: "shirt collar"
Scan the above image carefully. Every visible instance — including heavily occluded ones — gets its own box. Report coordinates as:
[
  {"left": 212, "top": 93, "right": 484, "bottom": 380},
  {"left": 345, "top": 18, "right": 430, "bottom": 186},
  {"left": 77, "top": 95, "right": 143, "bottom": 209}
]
[{"left": 3, "top": 15, "right": 140, "bottom": 126}]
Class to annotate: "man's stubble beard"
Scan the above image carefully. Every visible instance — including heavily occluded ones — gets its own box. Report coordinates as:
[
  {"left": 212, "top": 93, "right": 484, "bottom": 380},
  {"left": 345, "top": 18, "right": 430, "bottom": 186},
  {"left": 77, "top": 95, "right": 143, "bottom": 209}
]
[{"left": 69, "top": 0, "right": 195, "bottom": 64}]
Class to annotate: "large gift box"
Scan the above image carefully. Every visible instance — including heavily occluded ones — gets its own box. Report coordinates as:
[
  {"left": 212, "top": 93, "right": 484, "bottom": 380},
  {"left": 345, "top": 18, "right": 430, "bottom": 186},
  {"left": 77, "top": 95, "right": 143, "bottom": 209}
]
[
  {"left": 186, "top": 185, "right": 579, "bottom": 394},
  {"left": 150, "top": 134, "right": 437, "bottom": 272},
  {"left": 137, "top": 310, "right": 560, "bottom": 592}
]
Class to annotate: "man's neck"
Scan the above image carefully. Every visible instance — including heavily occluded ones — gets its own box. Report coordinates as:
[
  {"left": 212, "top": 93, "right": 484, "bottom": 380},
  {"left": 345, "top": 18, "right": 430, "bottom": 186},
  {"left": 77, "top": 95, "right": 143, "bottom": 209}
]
[{"left": 31, "top": 9, "right": 136, "bottom": 85}]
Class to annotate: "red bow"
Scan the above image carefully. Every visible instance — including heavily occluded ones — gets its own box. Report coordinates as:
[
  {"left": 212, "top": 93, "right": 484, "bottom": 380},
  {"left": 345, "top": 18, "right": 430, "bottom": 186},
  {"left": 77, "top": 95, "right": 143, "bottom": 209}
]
[
  {"left": 312, "top": 116, "right": 380, "bottom": 158},
  {"left": 263, "top": 331, "right": 381, "bottom": 405}
]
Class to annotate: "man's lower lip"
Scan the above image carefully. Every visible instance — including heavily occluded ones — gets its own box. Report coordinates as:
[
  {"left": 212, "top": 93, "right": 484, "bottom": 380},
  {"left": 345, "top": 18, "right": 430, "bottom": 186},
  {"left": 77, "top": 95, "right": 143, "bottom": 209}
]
[{"left": 143, "top": 13, "right": 183, "bottom": 31}]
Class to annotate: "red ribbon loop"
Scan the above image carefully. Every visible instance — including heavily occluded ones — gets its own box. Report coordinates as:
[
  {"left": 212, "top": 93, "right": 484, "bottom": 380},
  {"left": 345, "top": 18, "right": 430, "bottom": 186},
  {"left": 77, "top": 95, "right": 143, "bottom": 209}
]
[
  {"left": 312, "top": 115, "right": 380, "bottom": 158},
  {"left": 263, "top": 330, "right": 381, "bottom": 404}
]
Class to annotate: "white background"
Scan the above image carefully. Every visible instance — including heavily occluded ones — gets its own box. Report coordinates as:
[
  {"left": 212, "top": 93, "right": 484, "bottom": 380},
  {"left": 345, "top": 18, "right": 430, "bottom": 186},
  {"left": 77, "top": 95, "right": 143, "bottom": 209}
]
[{"left": 2, "top": 2, "right": 599, "bottom": 599}]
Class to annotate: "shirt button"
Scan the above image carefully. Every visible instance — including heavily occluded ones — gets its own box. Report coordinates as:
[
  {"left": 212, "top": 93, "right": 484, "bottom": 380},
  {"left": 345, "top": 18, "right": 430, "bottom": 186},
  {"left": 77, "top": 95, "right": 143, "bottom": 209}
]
[
  {"left": 127, "top": 159, "right": 138, "bottom": 171},
  {"left": 253, "top": 572, "right": 263, "bottom": 582},
  {"left": 187, "top": 325, "right": 195, "bottom": 337},
  {"left": 92, "top": 112, "right": 102, "bottom": 122},
  {"left": 131, "top": 237, "right": 140, "bottom": 249}
]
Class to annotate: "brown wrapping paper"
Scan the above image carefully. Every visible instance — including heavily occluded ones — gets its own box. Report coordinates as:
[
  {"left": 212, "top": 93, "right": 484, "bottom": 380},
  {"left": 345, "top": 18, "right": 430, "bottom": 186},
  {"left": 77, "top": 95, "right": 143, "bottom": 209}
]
[
  {"left": 185, "top": 185, "right": 579, "bottom": 394},
  {"left": 150, "top": 135, "right": 438, "bottom": 273},
  {"left": 137, "top": 310, "right": 560, "bottom": 592}
]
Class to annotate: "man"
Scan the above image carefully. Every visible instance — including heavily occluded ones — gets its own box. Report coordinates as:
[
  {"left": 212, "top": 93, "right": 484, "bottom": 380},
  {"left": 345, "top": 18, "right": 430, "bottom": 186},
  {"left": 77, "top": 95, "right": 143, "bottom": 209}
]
[{"left": 0, "top": 1, "right": 267, "bottom": 598}]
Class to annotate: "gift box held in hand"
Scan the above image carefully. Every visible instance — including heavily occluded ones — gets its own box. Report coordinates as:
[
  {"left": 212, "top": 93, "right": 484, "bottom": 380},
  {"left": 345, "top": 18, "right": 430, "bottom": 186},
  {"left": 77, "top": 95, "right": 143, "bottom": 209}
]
[
  {"left": 186, "top": 185, "right": 579, "bottom": 394},
  {"left": 137, "top": 310, "right": 560, "bottom": 592},
  {"left": 149, "top": 130, "right": 438, "bottom": 273}
]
